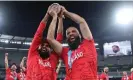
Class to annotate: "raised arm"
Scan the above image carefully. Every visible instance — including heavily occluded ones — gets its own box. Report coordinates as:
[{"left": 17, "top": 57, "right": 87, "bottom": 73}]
[
  {"left": 56, "top": 14, "right": 63, "bottom": 42},
  {"left": 20, "top": 57, "right": 26, "bottom": 71},
  {"left": 47, "top": 8, "right": 63, "bottom": 55},
  {"left": 5, "top": 53, "right": 9, "bottom": 69},
  {"left": 28, "top": 6, "right": 51, "bottom": 58},
  {"left": 62, "top": 6, "right": 93, "bottom": 40}
]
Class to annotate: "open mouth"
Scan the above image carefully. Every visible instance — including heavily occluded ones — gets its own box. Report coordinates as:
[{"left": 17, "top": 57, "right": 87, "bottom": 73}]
[
  {"left": 42, "top": 48, "right": 47, "bottom": 52},
  {"left": 69, "top": 36, "right": 75, "bottom": 42}
]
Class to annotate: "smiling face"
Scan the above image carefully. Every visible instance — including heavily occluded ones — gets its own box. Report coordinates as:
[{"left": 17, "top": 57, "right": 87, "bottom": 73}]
[
  {"left": 66, "top": 27, "right": 81, "bottom": 50},
  {"left": 38, "top": 41, "right": 51, "bottom": 59}
]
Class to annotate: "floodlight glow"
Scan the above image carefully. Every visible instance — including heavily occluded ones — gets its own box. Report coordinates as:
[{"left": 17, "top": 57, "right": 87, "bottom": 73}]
[
  {"left": 5, "top": 40, "right": 9, "bottom": 43},
  {"left": 16, "top": 41, "right": 21, "bottom": 44},
  {"left": 23, "top": 42, "right": 31, "bottom": 45},
  {"left": 95, "top": 43, "right": 98, "bottom": 46},
  {"left": 27, "top": 42, "right": 31, "bottom": 45},
  {"left": 116, "top": 8, "right": 133, "bottom": 25}
]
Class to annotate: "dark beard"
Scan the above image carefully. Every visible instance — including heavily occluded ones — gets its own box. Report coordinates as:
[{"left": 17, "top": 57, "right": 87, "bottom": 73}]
[
  {"left": 104, "top": 71, "right": 108, "bottom": 74},
  {"left": 113, "top": 50, "right": 118, "bottom": 53},
  {"left": 67, "top": 36, "right": 81, "bottom": 50},
  {"left": 39, "top": 51, "right": 50, "bottom": 59}
]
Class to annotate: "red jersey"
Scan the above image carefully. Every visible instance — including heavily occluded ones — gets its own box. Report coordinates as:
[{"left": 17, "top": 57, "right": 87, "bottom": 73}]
[
  {"left": 61, "top": 39, "right": 97, "bottom": 80},
  {"left": 97, "top": 75, "right": 100, "bottom": 80},
  {"left": 26, "top": 22, "right": 62, "bottom": 80},
  {"left": 130, "top": 72, "right": 133, "bottom": 80},
  {"left": 6, "top": 68, "right": 18, "bottom": 80},
  {"left": 54, "top": 72, "right": 58, "bottom": 80},
  {"left": 17, "top": 70, "right": 26, "bottom": 80},
  {"left": 100, "top": 73, "right": 109, "bottom": 80},
  {"left": 121, "top": 75, "right": 130, "bottom": 80},
  {"left": 17, "top": 72, "right": 26, "bottom": 80}
]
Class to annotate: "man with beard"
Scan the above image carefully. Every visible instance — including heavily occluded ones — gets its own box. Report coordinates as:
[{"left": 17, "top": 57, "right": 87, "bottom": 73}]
[
  {"left": 112, "top": 45, "right": 124, "bottom": 56},
  {"left": 47, "top": 5, "right": 97, "bottom": 80},
  {"left": 5, "top": 53, "right": 18, "bottom": 80},
  {"left": 17, "top": 57, "right": 27, "bottom": 80},
  {"left": 100, "top": 67, "right": 109, "bottom": 80},
  {"left": 121, "top": 71, "right": 130, "bottom": 80},
  {"left": 26, "top": 4, "right": 63, "bottom": 80}
]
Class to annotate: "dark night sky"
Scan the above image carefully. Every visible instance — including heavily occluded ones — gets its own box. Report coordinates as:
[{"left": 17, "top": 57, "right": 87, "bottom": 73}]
[{"left": 0, "top": 1, "right": 133, "bottom": 41}]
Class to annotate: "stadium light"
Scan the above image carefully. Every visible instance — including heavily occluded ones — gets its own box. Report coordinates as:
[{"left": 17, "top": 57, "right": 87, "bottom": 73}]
[
  {"left": 5, "top": 40, "right": 9, "bottom": 44},
  {"left": 16, "top": 41, "right": 21, "bottom": 44},
  {"left": 116, "top": 8, "right": 133, "bottom": 25},
  {"left": 95, "top": 43, "right": 98, "bottom": 46},
  {"left": 23, "top": 42, "right": 31, "bottom": 45}
]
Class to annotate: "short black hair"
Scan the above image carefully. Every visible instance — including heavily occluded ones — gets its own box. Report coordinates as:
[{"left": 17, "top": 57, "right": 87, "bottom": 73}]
[
  {"left": 67, "top": 23, "right": 79, "bottom": 30},
  {"left": 37, "top": 38, "right": 51, "bottom": 51}
]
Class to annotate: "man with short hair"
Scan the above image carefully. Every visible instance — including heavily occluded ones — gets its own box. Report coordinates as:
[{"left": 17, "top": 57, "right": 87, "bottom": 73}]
[
  {"left": 100, "top": 67, "right": 109, "bottom": 80},
  {"left": 5, "top": 53, "right": 18, "bottom": 80},
  {"left": 121, "top": 71, "right": 129, "bottom": 80}
]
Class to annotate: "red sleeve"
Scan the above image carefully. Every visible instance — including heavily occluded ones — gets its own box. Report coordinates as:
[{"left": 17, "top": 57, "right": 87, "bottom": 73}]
[
  {"left": 17, "top": 73, "right": 20, "bottom": 80},
  {"left": 6, "top": 68, "right": 11, "bottom": 74},
  {"left": 82, "top": 39, "right": 95, "bottom": 46},
  {"left": 56, "top": 33, "right": 63, "bottom": 43},
  {"left": 60, "top": 47, "right": 69, "bottom": 63},
  {"left": 28, "top": 22, "right": 46, "bottom": 58}
]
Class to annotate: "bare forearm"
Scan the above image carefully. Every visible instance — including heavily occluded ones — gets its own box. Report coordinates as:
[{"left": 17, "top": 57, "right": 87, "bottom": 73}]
[
  {"left": 64, "top": 11, "right": 93, "bottom": 40},
  {"left": 47, "top": 16, "right": 57, "bottom": 39},
  {"left": 5, "top": 56, "right": 8, "bottom": 68},
  {"left": 57, "top": 18, "right": 63, "bottom": 34},
  {"left": 20, "top": 59, "right": 24, "bottom": 68},
  {"left": 41, "top": 13, "right": 49, "bottom": 23},
  {"left": 64, "top": 11, "right": 84, "bottom": 24}
]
